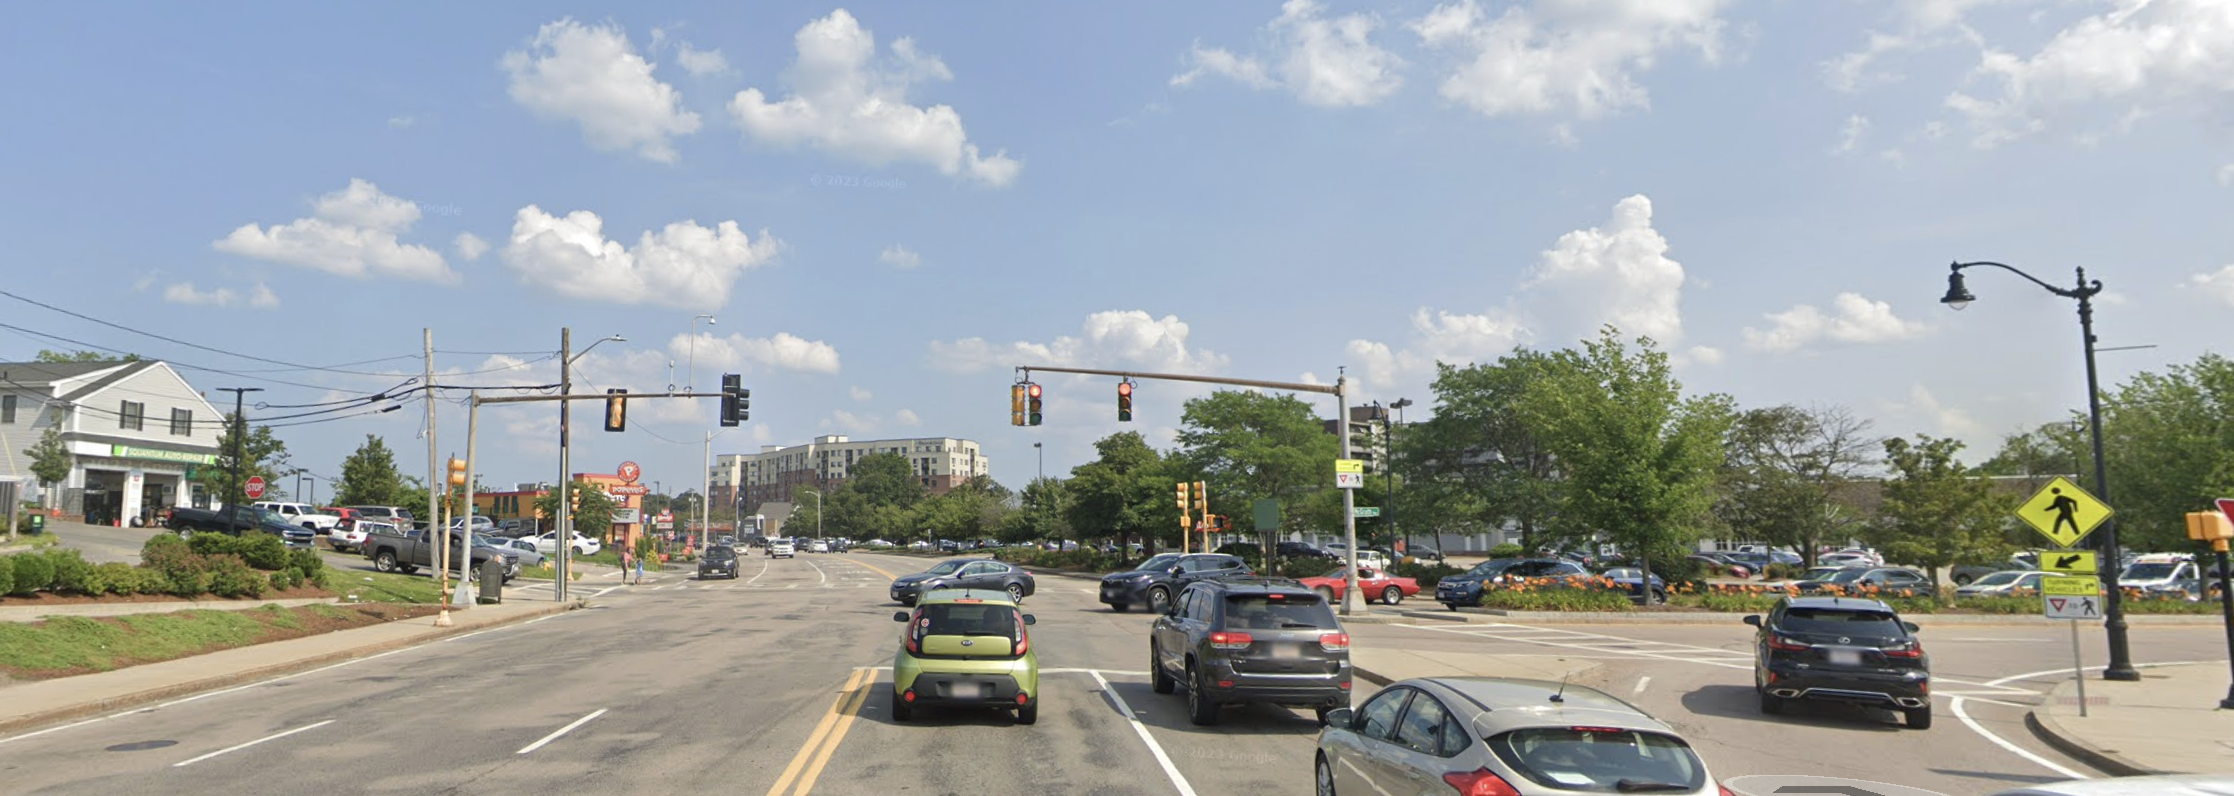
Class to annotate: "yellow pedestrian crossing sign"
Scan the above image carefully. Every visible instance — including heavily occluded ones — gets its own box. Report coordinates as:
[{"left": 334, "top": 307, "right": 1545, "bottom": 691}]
[{"left": 2015, "top": 476, "right": 2111, "bottom": 549}]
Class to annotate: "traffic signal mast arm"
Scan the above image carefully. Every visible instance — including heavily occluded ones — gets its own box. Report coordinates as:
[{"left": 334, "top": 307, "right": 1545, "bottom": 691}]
[
  {"left": 1015, "top": 365, "right": 1341, "bottom": 396},
  {"left": 474, "top": 390, "right": 733, "bottom": 405}
]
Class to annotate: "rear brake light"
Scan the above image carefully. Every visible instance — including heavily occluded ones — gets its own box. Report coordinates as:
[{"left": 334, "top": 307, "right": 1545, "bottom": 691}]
[
  {"left": 1568, "top": 726, "right": 1626, "bottom": 734},
  {"left": 1719, "top": 785, "right": 1737, "bottom": 796},
  {"left": 954, "top": 598, "right": 983, "bottom": 603},
  {"left": 1014, "top": 611, "right": 1031, "bottom": 655},
  {"left": 1767, "top": 635, "right": 1811, "bottom": 652},
  {"left": 1884, "top": 641, "right": 1923, "bottom": 659},
  {"left": 1442, "top": 768, "right": 1521, "bottom": 796},
  {"left": 1209, "top": 631, "right": 1253, "bottom": 650},
  {"left": 1319, "top": 632, "right": 1350, "bottom": 652}
]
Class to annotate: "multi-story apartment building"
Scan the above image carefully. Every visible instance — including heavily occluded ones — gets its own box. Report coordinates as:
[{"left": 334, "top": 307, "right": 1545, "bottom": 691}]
[{"left": 710, "top": 435, "right": 989, "bottom": 515}]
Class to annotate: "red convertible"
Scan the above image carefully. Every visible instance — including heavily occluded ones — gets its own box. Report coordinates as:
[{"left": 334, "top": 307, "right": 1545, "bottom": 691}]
[{"left": 1296, "top": 567, "right": 1420, "bottom": 606}]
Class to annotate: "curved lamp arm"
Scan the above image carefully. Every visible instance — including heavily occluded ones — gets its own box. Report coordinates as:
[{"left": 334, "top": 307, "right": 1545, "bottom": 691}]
[{"left": 1946, "top": 261, "right": 2102, "bottom": 304}]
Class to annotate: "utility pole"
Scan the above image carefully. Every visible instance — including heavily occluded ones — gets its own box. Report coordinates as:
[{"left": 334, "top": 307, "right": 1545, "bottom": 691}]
[
  {"left": 556, "top": 328, "right": 573, "bottom": 603},
  {"left": 424, "top": 330, "right": 450, "bottom": 627},
  {"left": 458, "top": 391, "right": 480, "bottom": 607},
  {"left": 1337, "top": 375, "right": 1360, "bottom": 615},
  {"left": 215, "top": 387, "right": 263, "bottom": 537}
]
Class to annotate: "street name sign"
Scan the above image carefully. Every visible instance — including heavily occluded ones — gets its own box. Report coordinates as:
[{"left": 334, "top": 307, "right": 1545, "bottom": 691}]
[
  {"left": 1351, "top": 506, "right": 1381, "bottom": 518},
  {"left": 2040, "top": 575, "right": 2102, "bottom": 596},
  {"left": 2039, "top": 550, "right": 2098, "bottom": 576},
  {"left": 2044, "top": 593, "right": 2102, "bottom": 620},
  {"left": 2014, "top": 476, "right": 2111, "bottom": 549}
]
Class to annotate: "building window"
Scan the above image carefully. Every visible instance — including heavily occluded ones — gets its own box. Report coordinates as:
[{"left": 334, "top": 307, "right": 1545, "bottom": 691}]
[
  {"left": 1, "top": 394, "right": 13, "bottom": 424},
  {"left": 120, "top": 400, "right": 145, "bottom": 431},
  {"left": 170, "top": 408, "right": 193, "bottom": 436}
]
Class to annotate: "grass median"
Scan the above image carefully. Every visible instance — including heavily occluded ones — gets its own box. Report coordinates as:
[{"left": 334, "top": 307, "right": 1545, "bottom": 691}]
[{"left": 0, "top": 602, "right": 441, "bottom": 679}]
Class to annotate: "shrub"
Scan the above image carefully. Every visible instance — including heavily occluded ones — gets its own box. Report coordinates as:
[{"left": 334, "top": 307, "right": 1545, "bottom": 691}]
[
  {"left": 45, "top": 548, "right": 94, "bottom": 594},
  {"left": 85, "top": 562, "right": 138, "bottom": 596},
  {"left": 1478, "top": 582, "right": 1635, "bottom": 612},
  {"left": 287, "top": 548, "right": 325, "bottom": 576},
  {"left": 1488, "top": 543, "right": 1526, "bottom": 559},
  {"left": 143, "top": 541, "right": 213, "bottom": 597},
  {"left": 0, "top": 556, "right": 15, "bottom": 595},
  {"left": 207, "top": 555, "right": 267, "bottom": 599},
  {"left": 308, "top": 567, "right": 334, "bottom": 590},
  {"left": 1647, "top": 556, "right": 1707, "bottom": 590},
  {"left": 11, "top": 553, "right": 57, "bottom": 595},
  {"left": 237, "top": 535, "right": 290, "bottom": 571},
  {"left": 119, "top": 566, "right": 171, "bottom": 596},
  {"left": 268, "top": 570, "right": 299, "bottom": 592},
  {"left": 143, "top": 532, "right": 188, "bottom": 560},
  {"left": 1762, "top": 563, "right": 1803, "bottom": 581}
]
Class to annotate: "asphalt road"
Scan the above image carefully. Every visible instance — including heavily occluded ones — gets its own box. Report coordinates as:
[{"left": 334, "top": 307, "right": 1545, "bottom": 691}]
[
  {"left": 0, "top": 550, "right": 2223, "bottom": 796},
  {"left": 40, "top": 520, "right": 169, "bottom": 564}
]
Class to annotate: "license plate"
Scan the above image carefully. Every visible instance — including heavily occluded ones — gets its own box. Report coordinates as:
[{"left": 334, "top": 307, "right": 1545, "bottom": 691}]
[
  {"left": 1270, "top": 642, "right": 1303, "bottom": 659},
  {"left": 1827, "top": 649, "right": 1862, "bottom": 666},
  {"left": 951, "top": 682, "right": 981, "bottom": 699}
]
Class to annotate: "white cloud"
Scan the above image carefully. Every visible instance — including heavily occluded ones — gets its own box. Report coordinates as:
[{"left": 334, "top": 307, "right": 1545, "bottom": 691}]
[
  {"left": 894, "top": 409, "right": 922, "bottom": 427},
  {"left": 454, "top": 232, "right": 489, "bottom": 261},
  {"left": 1172, "top": 0, "right": 1405, "bottom": 108},
  {"left": 1834, "top": 113, "right": 1870, "bottom": 154},
  {"left": 1522, "top": 194, "right": 1688, "bottom": 344},
  {"left": 880, "top": 244, "right": 921, "bottom": 268},
  {"left": 214, "top": 179, "right": 456, "bottom": 283},
  {"left": 1887, "top": 384, "right": 1983, "bottom": 439},
  {"left": 729, "top": 10, "right": 1020, "bottom": 186},
  {"left": 1410, "top": 0, "right": 1730, "bottom": 121},
  {"left": 850, "top": 386, "right": 873, "bottom": 402},
  {"left": 133, "top": 272, "right": 160, "bottom": 292},
  {"left": 2217, "top": 163, "right": 2234, "bottom": 187},
  {"left": 2188, "top": 265, "right": 2234, "bottom": 307},
  {"left": 1683, "top": 345, "right": 1724, "bottom": 366},
  {"left": 676, "top": 42, "right": 732, "bottom": 76},
  {"left": 1823, "top": 1, "right": 2028, "bottom": 92},
  {"left": 501, "top": 205, "right": 781, "bottom": 310},
  {"left": 388, "top": 114, "right": 418, "bottom": 129},
  {"left": 1945, "top": 0, "right": 2234, "bottom": 148},
  {"left": 928, "top": 310, "right": 1229, "bottom": 375},
  {"left": 162, "top": 281, "right": 280, "bottom": 309},
  {"left": 673, "top": 331, "right": 842, "bottom": 375},
  {"left": 502, "top": 18, "right": 703, "bottom": 163},
  {"left": 1742, "top": 292, "right": 1932, "bottom": 353}
]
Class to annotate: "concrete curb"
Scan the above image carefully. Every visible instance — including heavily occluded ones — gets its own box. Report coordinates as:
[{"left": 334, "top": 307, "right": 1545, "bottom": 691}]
[
  {"left": 0, "top": 597, "right": 341, "bottom": 624},
  {"left": 0, "top": 599, "right": 584, "bottom": 738},
  {"left": 1354, "top": 663, "right": 1399, "bottom": 687},
  {"left": 1403, "top": 608, "right": 2224, "bottom": 626},
  {"left": 2025, "top": 708, "right": 2157, "bottom": 777}
]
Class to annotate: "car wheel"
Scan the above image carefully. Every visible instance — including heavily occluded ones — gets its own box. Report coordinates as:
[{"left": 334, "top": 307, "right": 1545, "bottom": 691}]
[
  {"left": 1315, "top": 755, "right": 1338, "bottom": 796},
  {"left": 890, "top": 689, "right": 912, "bottom": 722},
  {"left": 1904, "top": 705, "right": 1932, "bottom": 730},
  {"left": 1379, "top": 586, "right": 1402, "bottom": 606},
  {"left": 1952, "top": 574, "right": 1974, "bottom": 586},
  {"left": 373, "top": 551, "right": 399, "bottom": 573},
  {"left": 399, "top": 564, "right": 418, "bottom": 575},
  {"left": 1006, "top": 583, "right": 1026, "bottom": 604},
  {"left": 1314, "top": 585, "right": 1336, "bottom": 603},
  {"left": 1759, "top": 689, "right": 1785, "bottom": 715},
  {"left": 1150, "top": 642, "right": 1175, "bottom": 694},
  {"left": 1016, "top": 699, "right": 1037, "bottom": 725},
  {"left": 1186, "top": 663, "right": 1220, "bottom": 726},
  {"left": 1650, "top": 589, "right": 1667, "bottom": 605},
  {"left": 1147, "top": 587, "right": 1172, "bottom": 615}
]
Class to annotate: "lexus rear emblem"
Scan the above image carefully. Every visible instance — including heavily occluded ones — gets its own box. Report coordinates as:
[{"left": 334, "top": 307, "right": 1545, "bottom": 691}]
[
  {"left": 961, "top": 639, "right": 974, "bottom": 647},
  {"left": 1838, "top": 637, "right": 1850, "bottom": 644}
]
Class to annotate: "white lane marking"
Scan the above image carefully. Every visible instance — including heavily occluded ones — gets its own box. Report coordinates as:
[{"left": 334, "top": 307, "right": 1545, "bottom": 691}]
[
  {"left": 1633, "top": 676, "right": 1651, "bottom": 696},
  {"left": 1413, "top": 622, "right": 2036, "bottom": 693},
  {"left": 517, "top": 708, "right": 608, "bottom": 755},
  {"left": 1089, "top": 669, "right": 1199, "bottom": 796},
  {"left": 1949, "top": 659, "right": 2215, "bottom": 781},
  {"left": 802, "top": 557, "right": 828, "bottom": 586},
  {"left": 748, "top": 556, "right": 772, "bottom": 584},
  {"left": 155, "top": 648, "right": 411, "bottom": 709},
  {"left": 787, "top": 584, "right": 798, "bottom": 589},
  {"left": 1047, "top": 668, "right": 1149, "bottom": 676},
  {"left": 0, "top": 715, "right": 113, "bottom": 747},
  {"left": 1394, "top": 623, "right": 1751, "bottom": 671},
  {"left": 173, "top": 719, "right": 334, "bottom": 767}
]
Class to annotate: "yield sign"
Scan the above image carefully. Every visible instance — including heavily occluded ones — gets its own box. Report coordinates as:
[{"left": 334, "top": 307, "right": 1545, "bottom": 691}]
[{"left": 2014, "top": 476, "right": 2111, "bottom": 549}]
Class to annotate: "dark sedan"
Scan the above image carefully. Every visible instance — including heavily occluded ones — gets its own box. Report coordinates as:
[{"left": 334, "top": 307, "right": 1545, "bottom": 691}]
[
  {"left": 889, "top": 558, "right": 1036, "bottom": 606},
  {"left": 1435, "top": 558, "right": 1587, "bottom": 610}
]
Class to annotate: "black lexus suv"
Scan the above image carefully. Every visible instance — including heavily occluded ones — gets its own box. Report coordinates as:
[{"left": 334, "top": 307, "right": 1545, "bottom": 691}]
[
  {"left": 1149, "top": 577, "right": 1351, "bottom": 726},
  {"left": 1099, "top": 553, "right": 1252, "bottom": 613},
  {"left": 1745, "top": 595, "right": 1933, "bottom": 729}
]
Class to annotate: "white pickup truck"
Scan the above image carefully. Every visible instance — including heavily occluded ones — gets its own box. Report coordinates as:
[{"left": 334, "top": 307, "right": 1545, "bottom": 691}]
[{"left": 253, "top": 501, "right": 341, "bottom": 532}]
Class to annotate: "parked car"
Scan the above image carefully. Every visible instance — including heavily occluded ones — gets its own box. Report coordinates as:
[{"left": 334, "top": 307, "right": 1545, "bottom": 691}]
[
  {"left": 1151, "top": 577, "right": 1351, "bottom": 725},
  {"left": 2119, "top": 553, "right": 2200, "bottom": 592},
  {"left": 1398, "top": 546, "right": 1444, "bottom": 564},
  {"left": 496, "top": 537, "right": 547, "bottom": 568},
  {"left": 252, "top": 501, "right": 342, "bottom": 532},
  {"left": 447, "top": 515, "right": 496, "bottom": 535},
  {"left": 1275, "top": 541, "right": 1336, "bottom": 560},
  {"left": 890, "top": 588, "right": 1039, "bottom": 724},
  {"left": 1599, "top": 566, "right": 1669, "bottom": 604},
  {"left": 1436, "top": 558, "right": 1587, "bottom": 610},
  {"left": 363, "top": 526, "right": 519, "bottom": 581},
  {"left": 1794, "top": 566, "right": 1937, "bottom": 597},
  {"left": 1955, "top": 570, "right": 2049, "bottom": 598},
  {"left": 531, "top": 531, "right": 602, "bottom": 557},
  {"left": 1689, "top": 552, "right": 1753, "bottom": 579},
  {"left": 328, "top": 519, "right": 390, "bottom": 554},
  {"left": 1953, "top": 552, "right": 2042, "bottom": 585},
  {"left": 1317, "top": 677, "right": 1726, "bottom": 796},
  {"left": 699, "top": 545, "right": 740, "bottom": 579},
  {"left": 1295, "top": 566, "right": 1420, "bottom": 606},
  {"left": 1098, "top": 553, "right": 1253, "bottom": 614},
  {"left": 1745, "top": 595, "right": 1932, "bottom": 728},
  {"left": 345, "top": 505, "right": 418, "bottom": 531},
  {"left": 890, "top": 559, "right": 1037, "bottom": 606},
  {"left": 164, "top": 504, "right": 316, "bottom": 549}
]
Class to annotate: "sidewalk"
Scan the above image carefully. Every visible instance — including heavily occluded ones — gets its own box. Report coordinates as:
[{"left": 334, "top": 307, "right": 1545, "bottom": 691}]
[
  {"left": 1352, "top": 648, "right": 1601, "bottom": 687},
  {"left": 2027, "top": 662, "right": 2234, "bottom": 776},
  {"left": 0, "top": 595, "right": 584, "bottom": 738}
]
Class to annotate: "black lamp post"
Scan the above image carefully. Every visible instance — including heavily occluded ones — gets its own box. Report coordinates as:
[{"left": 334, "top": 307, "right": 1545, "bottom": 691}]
[
  {"left": 1940, "top": 260, "right": 2139, "bottom": 681},
  {"left": 1390, "top": 397, "right": 1412, "bottom": 555}
]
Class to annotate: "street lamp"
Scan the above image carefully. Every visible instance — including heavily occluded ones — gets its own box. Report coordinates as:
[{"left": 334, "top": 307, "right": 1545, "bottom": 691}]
[
  {"left": 1940, "top": 260, "right": 2138, "bottom": 681},
  {"left": 1389, "top": 397, "right": 1412, "bottom": 554},
  {"left": 800, "top": 488, "right": 823, "bottom": 540},
  {"left": 554, "top": 332, "right": 625, "bottom": 603},
  {"left": 687, "top": 314, "right": 716, "bottom": 392}
]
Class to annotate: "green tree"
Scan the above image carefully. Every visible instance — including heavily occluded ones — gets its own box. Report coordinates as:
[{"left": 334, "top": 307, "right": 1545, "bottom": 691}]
[
  {"left": 1714, "top": 405, "right": 1879, "bottom": 567},
  {"left": 1978, "top": 422, "right": 2086, "bottom": 481},
  {"left": 332, "top": 435, "right": 404, "bottom": 506},
  {"left": 1867, "top": 435, "right": 2008, "bottom": 600},
  {"left": 1416, "top": 350, "right": 1569, "bottom": 549},
  {"left": 2091, "top": 354, "right": 2234, "bottom": 553},
  {"left": 209, "top": 414, "right": 291, "bottom": 506},
  {"left": 1065, "top": 432, "right": 1182, "bottom": 551},
  {"left": 25, "top": 424, "right": 71, "bottom": 502},
  {"left": 1516, "top": 328, "right": 1733, "bottom": 589},
  {"left": 534, "top": 486, "right": 617, "bottom": 540},
  {"left": 847, "top": 452, "right": 927, "bottom": 510},
  {"left": 1175, "top": 391, "right": 1340, "bottom": 543},
  {"left": 1020, "top": 476, "right": 1072, "bottom": 541},
  {"left": 34, "top": 350, "right": 138, "bottom": 363}
]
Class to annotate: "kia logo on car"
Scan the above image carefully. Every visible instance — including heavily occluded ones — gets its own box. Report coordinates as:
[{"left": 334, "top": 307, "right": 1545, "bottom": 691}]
[{"left": 1838, "top": 637, "right": 1851, "bottom": 644}]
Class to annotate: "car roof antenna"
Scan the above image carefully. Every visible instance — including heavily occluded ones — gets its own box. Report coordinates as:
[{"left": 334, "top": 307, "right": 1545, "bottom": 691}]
[{"left": 1551, "top": 667, "right": 1570, "bottom": 704}]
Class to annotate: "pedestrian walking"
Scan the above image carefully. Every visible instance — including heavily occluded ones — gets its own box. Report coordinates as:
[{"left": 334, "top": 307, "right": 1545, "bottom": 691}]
[
  {"left": 620, "top": 548, "right": 635, "bottom": 586},
  {"left": 634, "top": 549, "right": 645, "bottom": 585}
]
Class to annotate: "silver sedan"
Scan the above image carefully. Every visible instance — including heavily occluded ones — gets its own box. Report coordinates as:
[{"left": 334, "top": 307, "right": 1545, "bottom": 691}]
[{"left": 1316, "top": 676, "right": 1728, "bottom": 796}]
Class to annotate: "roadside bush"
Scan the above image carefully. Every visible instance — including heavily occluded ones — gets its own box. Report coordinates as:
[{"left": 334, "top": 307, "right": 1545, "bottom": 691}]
[
  {"left": 187, "top": 533, "right": 289, "bottom": 571},
  {"left": 1478, "top": 582, "right": 1635, "bottom": 612},
  {"left": 11, "top": 552, "right": 57, "bottom": 595},
  {"left": 142, "top": 541, "right": 213, "bottom": 597},
  {"left": 268, "top": 570, "right": 300, "bottom": 592},
  {"left": 142, "top": 533, "right": 187, "bottom": 560},
  {"left": 286, "top": 548, "right": 324, "bottom": 576},
  {"left": 0, "top": 556, "right": 15, "bottom": 595},
  {"left": 1488, "top": 543, "right": 1526, "bottom": 559},
  {"left": 45, "top": 548, "right": 94, "bottom": 594},
  {"left": 206, "top": 555, "right": 267, "bottom": 599},
  {"left": 84, "top": 562, "right": 135, "bottom": 596},
  {"left": 1647, "top": 556, "right": 1707, "bottom": 590},
  {"left": 308, "top": 567, "right": 334, "bottom": 590},
  {"left": 1762, "top": 563, "right": 1803, "bottom": 581}
]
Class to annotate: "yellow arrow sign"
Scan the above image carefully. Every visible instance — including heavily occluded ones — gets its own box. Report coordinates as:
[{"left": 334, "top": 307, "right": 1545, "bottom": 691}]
[
  {"left": 2040, "top": 550, "right": 2098, "bottom": 575},
  {"left": 2015, "top": 476, "right": 2113, "bottom": 549},
  {"left": 1334, "top": 459, "right": 1364, "bottom": 475},
  {"left": 2040, "top": 575, "right": 2103, "bottom": 596}
]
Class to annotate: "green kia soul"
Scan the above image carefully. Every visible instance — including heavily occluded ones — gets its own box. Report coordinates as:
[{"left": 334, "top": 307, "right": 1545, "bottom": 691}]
[{"left": 891, "top": 588, "right": 1040, "bottom": 724}]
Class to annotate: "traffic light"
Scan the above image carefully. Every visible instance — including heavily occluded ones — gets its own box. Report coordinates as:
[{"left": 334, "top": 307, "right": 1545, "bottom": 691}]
[
  {"left": 1191, "top": 481, "right": 1208, "bottom": 517},
  {"left": 736, "top": 387, "right": 751, "bottom": 423},
  {"left": 1175, "top": 482, "right": 1192, "bottom": 526},
  {"left": 447, "top": 457, "right": 467, "bottom": 492},
  {"left": 603, "top": 388, "right": 627, "bottom": 432},
  {"left": 1117, "top": 380, "right": 1133, "bottom": 422},
  {"left": 569, "top": 486, "right": 582, "bottom": 515},
  {"left": 1010, "top": 384, "right": 1027, "bottom": 426},
  {"left": 720, "top": 374, "right": 742, "bottom": 427},
  {"left": 1027, "top": 382, "right": 1043, "bottom": 426}
]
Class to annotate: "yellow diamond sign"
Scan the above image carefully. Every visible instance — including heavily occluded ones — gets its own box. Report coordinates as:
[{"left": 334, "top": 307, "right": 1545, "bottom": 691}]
[{"left": 2015, "top": 476, "right": 2112, "bottom": 549}]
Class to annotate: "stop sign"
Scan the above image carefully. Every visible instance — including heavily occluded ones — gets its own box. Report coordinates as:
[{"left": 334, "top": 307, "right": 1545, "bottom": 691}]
[{"left": 244, "top": 476, "right": 267, "bottom": 499}]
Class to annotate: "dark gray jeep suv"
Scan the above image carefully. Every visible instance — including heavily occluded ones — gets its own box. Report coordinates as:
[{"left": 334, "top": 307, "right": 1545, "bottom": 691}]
[{"left": 1150, "top": 577, "right": 1352, "bottom": 726}]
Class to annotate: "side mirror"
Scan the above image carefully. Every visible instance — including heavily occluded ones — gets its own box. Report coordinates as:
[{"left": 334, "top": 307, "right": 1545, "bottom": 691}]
[
  {"left": 1322, "top": 707, "right": 1354, "bottom": 728},
  {"left": 1022, "top": 615, "right": 1037, "bottom": 626},
  {"left": 1169, "top": 565, "right": 1184, "bottom": 575},
  {"left": 1742, "top": 615, "right": 1762, "bottom": 628},
  {"left": 1903, "top": 621, "right": 1921, "bottom": 633},
  {"left": 892, "top": 611, "right": 910, "bottom": 622}
]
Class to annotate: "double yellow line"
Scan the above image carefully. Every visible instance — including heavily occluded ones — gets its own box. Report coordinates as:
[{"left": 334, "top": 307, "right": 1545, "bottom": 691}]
[{"left": 763, "top": 667, "right": 875, "bottom": 796}]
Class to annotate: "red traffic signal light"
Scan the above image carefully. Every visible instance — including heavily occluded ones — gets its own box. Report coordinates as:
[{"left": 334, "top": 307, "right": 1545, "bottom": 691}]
[{"left": 1117, "top": 381, "right": 1133, "bottom": 422}]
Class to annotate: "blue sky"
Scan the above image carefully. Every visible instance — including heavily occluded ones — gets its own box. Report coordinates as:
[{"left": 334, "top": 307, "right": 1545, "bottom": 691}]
[{"left": 4, "top": 1, "right": 2231, "bottom": 499}]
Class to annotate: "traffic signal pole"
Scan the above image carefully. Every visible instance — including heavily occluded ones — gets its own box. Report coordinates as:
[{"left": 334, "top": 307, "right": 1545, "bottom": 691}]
[{"left": 1014, "top": 365, "right": 1364, "bottom": 616}]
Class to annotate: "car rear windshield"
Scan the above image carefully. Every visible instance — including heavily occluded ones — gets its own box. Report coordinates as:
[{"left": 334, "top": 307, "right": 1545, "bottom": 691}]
[
  {"left": 1779, "top": 607, "right": 1904, "bottom": 636},
  {"left": 1487, "top": 727, "right": 1706, "bottom": 794},
  {"left": 706, "top": 547, "right": 736, "bottom": 560},
  {"left": 1221, "top": 594, "right": 1338, "bottom": 630},
  {"left": 916, "top": 603, "right": 1020, "bottom": 638}
]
